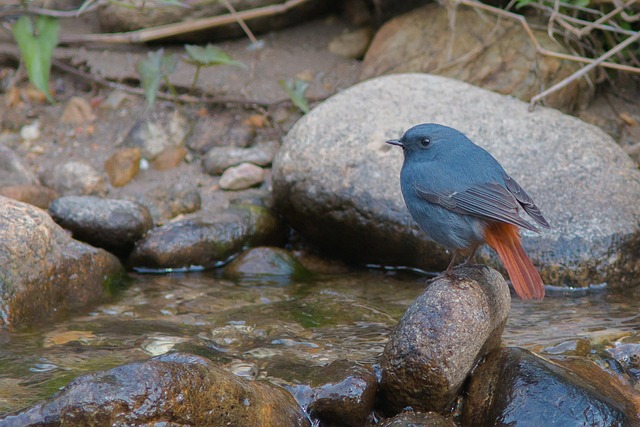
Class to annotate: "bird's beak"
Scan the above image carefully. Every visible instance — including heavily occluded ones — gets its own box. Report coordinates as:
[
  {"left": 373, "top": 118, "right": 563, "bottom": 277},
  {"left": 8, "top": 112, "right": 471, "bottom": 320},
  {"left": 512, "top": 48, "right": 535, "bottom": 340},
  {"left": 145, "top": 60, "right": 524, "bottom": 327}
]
[{"left": 386, "top": 139, "right": 404, "bottom": 147}]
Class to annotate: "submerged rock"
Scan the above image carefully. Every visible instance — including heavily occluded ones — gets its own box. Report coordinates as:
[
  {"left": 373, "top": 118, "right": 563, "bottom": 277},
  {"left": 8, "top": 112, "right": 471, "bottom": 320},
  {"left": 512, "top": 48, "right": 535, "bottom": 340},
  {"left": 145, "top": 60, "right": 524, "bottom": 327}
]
[
  {"left": 1, "top": 352, "right": 309, "bottom": 426},
  {"left": 0, "top": 196, "right": 123, "bottom": 330},
  {"left": 48, "top": 196, "right": 153, "bottom": 257},
  {"left": 378, "top": 410, "right": 457, "bottom": 427},
  {"left": 462, "top": 347, "right": 640, "bottom": 426},
  {"left": 290, "top": 359, "right": 377, "bottom": 427},
  {"left": 272, "top": 73, "right": 640, "bottom": 289},
  {"left": 378, "top": 265, "right": 510, "bottom": 415},
  {"left": 223, "top": 246, "right": 311, "bottom": 283},
  {"left": 361, "top": 4, "right": 591, "bottom": 112},
  {"left": 128, "top": 204, "right": 285, "bottom": 270}
]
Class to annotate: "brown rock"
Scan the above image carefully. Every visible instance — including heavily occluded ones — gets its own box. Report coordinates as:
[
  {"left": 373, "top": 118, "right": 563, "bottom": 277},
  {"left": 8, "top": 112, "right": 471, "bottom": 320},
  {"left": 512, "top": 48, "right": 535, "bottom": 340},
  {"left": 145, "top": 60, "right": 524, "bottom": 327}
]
[
  {"left": 151, "top": 146, "right": 188, "bottom": 170},
  {"left": 0, "top": 184, "right": 58, "bottom": 209},
  {"left": 328, "top": 27, "right": 373, "bottom": 59},
  {"left": 105, "top": 147, "right": 141, "bottom": 187},
  {"left": 379, "top": 265, "right": 511, "bottom": 415},
  {"left": 1, "top": 352, "right": 309, "bottom": 426},
  {"left": 0, "top": 196, "right": 123, "bottom": 330},
  {"left": 361, "top": 4, "right": 592, "bottom": 112},
  {"left": 61, "top": 96, "right": 96, "bottom": 124},
  {"left": 223, "top": 246, "right": 310, "bottom": 283}
]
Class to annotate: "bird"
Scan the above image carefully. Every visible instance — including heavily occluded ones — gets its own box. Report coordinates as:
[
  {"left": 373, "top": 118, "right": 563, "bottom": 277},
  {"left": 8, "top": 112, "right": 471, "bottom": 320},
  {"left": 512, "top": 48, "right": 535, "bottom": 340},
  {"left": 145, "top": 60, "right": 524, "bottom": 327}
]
[{"left": 386, "top": 123, "right": 550, "bottom": 300}]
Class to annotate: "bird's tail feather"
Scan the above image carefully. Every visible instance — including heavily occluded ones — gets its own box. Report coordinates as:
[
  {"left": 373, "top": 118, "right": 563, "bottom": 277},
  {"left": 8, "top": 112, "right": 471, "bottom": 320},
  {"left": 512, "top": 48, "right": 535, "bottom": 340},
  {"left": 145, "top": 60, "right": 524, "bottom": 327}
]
[{"left": 484, "top": 223, "right": 544, "bottom": 300}]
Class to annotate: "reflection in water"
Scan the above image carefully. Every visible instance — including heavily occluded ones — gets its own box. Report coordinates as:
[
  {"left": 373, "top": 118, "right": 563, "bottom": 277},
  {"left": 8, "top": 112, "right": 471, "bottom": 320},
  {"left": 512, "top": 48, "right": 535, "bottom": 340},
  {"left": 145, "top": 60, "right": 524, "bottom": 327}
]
[{"left": 1, "top": 270, "right": 639, "bottom": 415}]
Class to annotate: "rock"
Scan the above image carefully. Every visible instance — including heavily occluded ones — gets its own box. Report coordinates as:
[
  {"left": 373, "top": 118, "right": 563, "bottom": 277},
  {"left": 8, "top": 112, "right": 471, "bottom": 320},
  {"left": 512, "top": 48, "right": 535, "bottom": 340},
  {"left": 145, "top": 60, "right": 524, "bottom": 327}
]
[
  {"left": 124, "top": 109, "right": 190, "bottom": 160},
  {"left": 48, "top": 196, "right": 153, "bottom": 257},
  {"left": 128, "top": 204, "right": 285, "bottom": 270},
  {"left": 462, "top": 347, "right": 640, "bottom": 426},
  {"left": 151, "top": 146, "right": 188, "bottom": 170},
  {"left": 60, "top": 96, "right": 96, "bottom": 124},
  {"left": 223, "top": 247, "right": 311, "bottom": 283},
  {"left": 203, "top": 141, "right": 279, "bottom": 175},
  {"left": 104, "top": 147, "right": 141, "bottom": 187},
  {"left": 0, "top": 143, "right": 39, "bottom": 187},
  {"left": 219, "top": 162, "right": 266, "bottom": 191},
  {"left": 378, "top": 410, "right": 457, "bottom": 427},
  {"left": 97, "top": 0, "right": 332, "bottom": 42},
  {"left": 1, "top": 352, "right": 309, "bottom": 426},
  {"left": 0, "top": 196, "right": 123, "bottom": 330},
  {"left": 328, "top": 27, "right": 373, "bottom": 59},
  {"left": 127, "top": 182, "right": 202, "bottom": 223},
  {"left": 290, "top": 359, "right": 377, "bottom": 427},
  {"left": 19, "top": 121, "right": 40, "bottom": 141},
  {"left": 378, "top": 265, "right": 510, "bottom": 415},
  {"left": 42, "top": 161, "right": 107, "bottom": 196},
  {"left": 360, "top": 4, "right": 591, "bottom": 112},
  {"left": 272, "top": 73, "right": 640, "bottom": 289},
  {"left": 0, "top": 184, "right": 58, "bottom": 209}
]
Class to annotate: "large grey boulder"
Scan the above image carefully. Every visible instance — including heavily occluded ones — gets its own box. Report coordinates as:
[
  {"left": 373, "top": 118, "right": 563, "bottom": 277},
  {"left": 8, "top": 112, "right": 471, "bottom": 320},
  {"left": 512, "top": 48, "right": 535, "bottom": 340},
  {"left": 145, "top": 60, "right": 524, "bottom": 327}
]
[{"left": 272, "top": 73, "right": 640, "bottom": 289}]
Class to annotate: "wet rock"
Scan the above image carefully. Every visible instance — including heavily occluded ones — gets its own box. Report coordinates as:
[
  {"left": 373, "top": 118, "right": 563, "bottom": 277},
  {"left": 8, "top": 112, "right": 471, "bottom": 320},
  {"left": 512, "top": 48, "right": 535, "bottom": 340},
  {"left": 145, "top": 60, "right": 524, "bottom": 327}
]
[
  {"left": 48, "top": 196, "right": 153, "bottom": 257},
  {"left": 378, "top": 410, "right": 457, "bottom": 427},
  {"left": 328, "top": 27, "right": 373, "bottom": 59},
  {"left": 0, "top": 143, "right": 39, "bottom": 187},
  {"left": 41, "top": 160, "right": 107, "bottom": 196},
  {"left": 203, "top": 141, "right": 279, "bottom": 175},
  {"left": 290, "top": 359, "right": 377, "bottom": 427},
  {"left": 125, "top": 109, "right": 190, "bottom": 160},
  {"left": 0, "top": 196, "right": 123, "bottom": 330},
  {"left": 1, "top": 352, "right": 309, "bottom": 426},
  {"left": 224, "top": 247, "right": 310, "bottom": 283},
  {"left": 128, "top": 204, "right": 285, "bottom": 269},
  {"left": 97, "top": 0, "right": 331, "bottom": 41},
  {"left": 462, "top": 347, "right": 640, "bottom": 426},
  {"left": 272, "top": 73, "right": 640, "bottom": 289},
  {"left": 126, "top": 182, "right": 202, "bottom": 223},
  {"left": 379, "top": 265, "right": 510, "bottom": 415},
  {"left": 104, "top": 147, "right": 141, "bottom": 187},
  {"left": 0, "top": 184, "right": 58, "bottom": 209},
  {"left": 151, "top": 146, "right": 188, "bottom": 170},
  {"left": 219, "top": 162, "right": 265, "bottom": 191},
  {"left": 361, "top": 4, "right": 591, "bottom": 112}
]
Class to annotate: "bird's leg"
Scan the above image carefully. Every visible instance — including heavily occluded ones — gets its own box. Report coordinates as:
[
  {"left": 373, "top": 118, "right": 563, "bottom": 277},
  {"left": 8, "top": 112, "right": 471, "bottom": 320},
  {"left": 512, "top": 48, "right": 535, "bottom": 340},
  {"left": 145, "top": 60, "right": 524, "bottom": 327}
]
[
  {"left": 444, "top": 250, "right": 461, "bottom": 276},
  {"left": 463, "top": 243, "right": 480, "bottom": 265}
]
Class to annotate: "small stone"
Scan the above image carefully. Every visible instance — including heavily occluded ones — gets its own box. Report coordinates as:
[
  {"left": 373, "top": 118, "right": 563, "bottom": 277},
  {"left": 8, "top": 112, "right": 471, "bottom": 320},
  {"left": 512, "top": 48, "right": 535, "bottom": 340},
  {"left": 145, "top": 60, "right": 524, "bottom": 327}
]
[
  {"left": 0, "top": 184, "right": 58, "bottom": 209},
  {"left": 219, "top": 163, "right": 265, "bottom": 191},
  {"left": 48, "top": 196, "right": 153, "bottom": 256},
  {"left": 151, "top": 146, "right": 188, "bottom": 170},
  {"left": 203, "top": 141, "right": 279, "bottom": 175},
  {"left": 125, "top": 109, "right": 189, "bottom": 160},
  {"left": 105, "top": 147, "right": 141, "bottom": 187},
  {"left": 19, "top": 121, "right": 40, "bottom": 141},
  {"left": 61, "top": 96, "right": 97, "bottom": 124},
  {"left": 42, "top": 161, "right": 107, "bottom": 196},
  {"left": 223, "top": 247, "right": 310, "bottom": 283},
  {"left": 328, "top": 28, "right": 373, "bottom": 59}
]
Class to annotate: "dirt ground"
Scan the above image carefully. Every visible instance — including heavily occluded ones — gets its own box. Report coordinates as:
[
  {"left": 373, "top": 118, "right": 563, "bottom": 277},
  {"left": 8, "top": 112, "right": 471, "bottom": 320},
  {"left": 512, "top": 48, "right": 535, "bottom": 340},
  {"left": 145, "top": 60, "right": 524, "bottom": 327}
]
[{"left": 0, "top": 10, "right": 639, "bottom": 212}]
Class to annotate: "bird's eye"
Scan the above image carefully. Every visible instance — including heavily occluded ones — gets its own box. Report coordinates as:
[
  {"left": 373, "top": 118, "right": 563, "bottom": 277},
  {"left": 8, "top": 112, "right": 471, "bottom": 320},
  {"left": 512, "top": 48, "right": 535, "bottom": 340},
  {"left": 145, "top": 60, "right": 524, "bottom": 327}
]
[{"left": 420, "top": 137, "right": 431, "bottom": 147}]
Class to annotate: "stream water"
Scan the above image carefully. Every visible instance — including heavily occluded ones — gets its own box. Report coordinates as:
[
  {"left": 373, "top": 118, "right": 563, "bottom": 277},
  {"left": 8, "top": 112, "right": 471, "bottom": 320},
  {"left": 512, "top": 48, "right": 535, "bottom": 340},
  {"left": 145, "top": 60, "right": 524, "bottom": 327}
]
[{"left": 1, "top": 268, "right": 639, "bottom": 416}]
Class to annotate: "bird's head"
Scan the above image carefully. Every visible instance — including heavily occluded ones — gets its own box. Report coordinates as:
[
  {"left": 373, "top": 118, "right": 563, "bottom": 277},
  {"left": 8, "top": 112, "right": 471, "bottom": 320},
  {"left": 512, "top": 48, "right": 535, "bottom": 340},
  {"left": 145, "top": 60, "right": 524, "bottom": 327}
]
[{"left": 386, "top": 123, "right": 468, "bottom": 159}]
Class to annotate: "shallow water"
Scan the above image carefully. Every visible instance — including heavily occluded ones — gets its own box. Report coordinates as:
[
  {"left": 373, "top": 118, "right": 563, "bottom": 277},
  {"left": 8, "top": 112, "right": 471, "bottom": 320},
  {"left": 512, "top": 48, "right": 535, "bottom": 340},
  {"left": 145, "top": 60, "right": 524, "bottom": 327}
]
[{"left": 1, "top": 269, "right": 639, "bottom": 416}]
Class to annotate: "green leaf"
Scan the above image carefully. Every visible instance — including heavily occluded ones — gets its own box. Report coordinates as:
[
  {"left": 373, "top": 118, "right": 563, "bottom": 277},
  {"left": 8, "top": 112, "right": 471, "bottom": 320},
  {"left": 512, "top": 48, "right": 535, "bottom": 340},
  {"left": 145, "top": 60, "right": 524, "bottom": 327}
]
[
  {"left": 136, "top": 49, "right": 178, "bottom": 109},
  {"left": 184, "top": 44, "right": 245, "bottom": 68},
  {"left": 279, "top": 78, "right": 310, "bottom": 114},
  {"left": 11, "top": 16, "right": 59, "bottom": 103}
]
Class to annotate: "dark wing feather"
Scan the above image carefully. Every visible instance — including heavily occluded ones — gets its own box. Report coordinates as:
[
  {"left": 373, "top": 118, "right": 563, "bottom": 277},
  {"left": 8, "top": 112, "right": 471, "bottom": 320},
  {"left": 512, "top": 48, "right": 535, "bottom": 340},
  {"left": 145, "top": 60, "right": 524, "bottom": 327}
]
[
  {"left": 503, "top": 174, "right": 550, "bottom": 229},
  {"left": 414, "top": 182, "right": 541, "bottom": 233}
]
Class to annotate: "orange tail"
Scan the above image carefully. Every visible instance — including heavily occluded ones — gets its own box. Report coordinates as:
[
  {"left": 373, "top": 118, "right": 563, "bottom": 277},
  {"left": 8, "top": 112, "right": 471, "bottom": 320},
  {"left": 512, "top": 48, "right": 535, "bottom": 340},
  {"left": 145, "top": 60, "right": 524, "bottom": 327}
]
[{"left": 484, "top": 223, "right": 545, "bottom": 300}]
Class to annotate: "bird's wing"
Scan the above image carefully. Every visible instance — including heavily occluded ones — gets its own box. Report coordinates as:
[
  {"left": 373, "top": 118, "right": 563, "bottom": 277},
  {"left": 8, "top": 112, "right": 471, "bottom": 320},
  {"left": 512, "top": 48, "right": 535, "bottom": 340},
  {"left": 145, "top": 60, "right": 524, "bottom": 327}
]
[
  {"left": 413, "top": 182, "right": 541, "bottom": 233},
  {"left": 502, "top": 174, "right": 550, "bottom": 229}
]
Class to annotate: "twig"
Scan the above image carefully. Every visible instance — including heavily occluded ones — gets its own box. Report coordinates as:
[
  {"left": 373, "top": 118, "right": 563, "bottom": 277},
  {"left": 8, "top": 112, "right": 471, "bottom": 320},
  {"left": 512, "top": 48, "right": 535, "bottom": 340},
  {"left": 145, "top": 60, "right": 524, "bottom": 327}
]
[
  {"left": 220, "top": 0, "right": 259, "bottom": 45},
  {"left": 0, "top": 1, "right": 101, "bottom": 18},
  {"left": 49, "top": 58, "right": 327, "bottom": 110},
  {"left": 529, "top": 31, "right": 640, "bottom": 110},
  {"left": 58, "top": 0, "right": 312, "bottom": 44}
]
